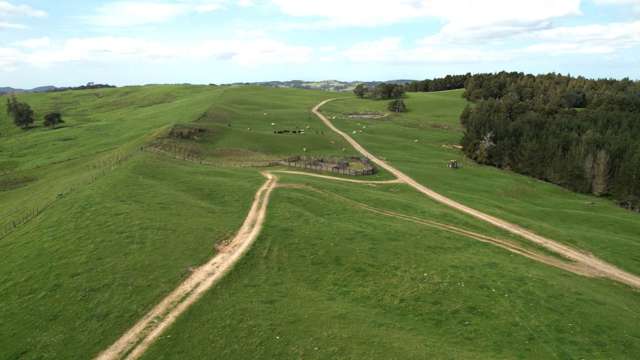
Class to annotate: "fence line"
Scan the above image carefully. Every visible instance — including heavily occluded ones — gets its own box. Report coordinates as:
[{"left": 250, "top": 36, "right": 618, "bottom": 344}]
[
  {"left": 144, "top": 146, "right": 379, "bottom": 177},
  {"left": 0, "top": 126, "right": 170, "bottom": 241},
  {"left": 273, "top": 159, "right": 377, "bottom": 177}
]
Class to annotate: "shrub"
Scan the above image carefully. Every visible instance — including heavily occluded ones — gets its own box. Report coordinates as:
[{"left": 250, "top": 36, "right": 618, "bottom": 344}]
[
  {"left": 388, "top": 99, "right": 407, "bottom": 113},
  {"left": 44, "top": 112, "right": 64, "bottom": 128}
]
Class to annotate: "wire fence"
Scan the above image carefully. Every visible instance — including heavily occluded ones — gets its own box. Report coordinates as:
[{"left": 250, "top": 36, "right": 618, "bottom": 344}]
[
  {"left": 0, "top": 137, "right": 380, "bottom": 239},
  {"left": 0, "top": 126, "right": 169, "bottom": 241},
  {"left": 273, "top": 156, "right": 377, "bottom": 176}
]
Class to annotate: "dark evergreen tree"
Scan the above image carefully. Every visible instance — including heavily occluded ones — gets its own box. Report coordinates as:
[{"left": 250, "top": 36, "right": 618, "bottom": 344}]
[
  {"left": 353, "top": 84, "right": 368, "bottom": 98},
  {"left": 44, "top": 112, "right": 63, "bottom": 128},
  {"left": 407, "top": 74, "right": 471, "bottom": 93},
  {"left": 353, "top": 83, "right": 405, "bottom": 100},
  {"left": 460, "top": 72, "right": 640, "bottom": 211},
  {"left": 9, "top": 98, "right": 34, "bottom": 129}
]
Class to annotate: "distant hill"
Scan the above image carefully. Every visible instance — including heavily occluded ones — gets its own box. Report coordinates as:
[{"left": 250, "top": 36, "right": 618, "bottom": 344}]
[
  {"left": 0, "top": 87, "right": 26, "bottom": 94},
  {"left": 31, "top": 86, "right": 58, "bottom": 93},
  {"left": 0, "top": 83, "right": 115, "bottom": 95},
  {"left": 0, "top": 86, "right": 59, "bottom": 94},
  {"left": 229, "top": 80, "right": 415, "bottom": 92},
  {"left": 2, "top": 81, "right": 415, "bottom": 95}
]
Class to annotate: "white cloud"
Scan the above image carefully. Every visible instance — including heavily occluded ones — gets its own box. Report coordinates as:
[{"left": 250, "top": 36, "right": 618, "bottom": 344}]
[
  {"left": 524, "top": 43, "right": 613, "bottom": 54},
  {"left": 0, "top": 1, "right": 47, "bottom": 18},
  {"left": 319, "top": 45, "right": 337, "bottom": 52},
  {"left": 272, "top": 0, "right": 430, "bottom": 27},
  {"left": 24, "top": 37, "right": 175, "bottom": 66},
  {"left": 273, "top": 0, "right": 583, "bottom": 49},
  {"left": 0, "top": 20, "right": 25, "bottom": 29},
  {"left": 342, "top": 20, "right": 640, "bottom": 65},
  {"left": 592, "top": 0, "right": 640, "bottom": 12},
  {"left": 0, "top": 35, "right": 312, "bottom": 70},
  {"left": 87, "top": 1, "right": 227, "bottom": 27},
  {"left": 420, "top": 0, "right": 581, "bottom": 43},
  {"left": 0, "top": 1, "right": 46, "bottom": 30},
  {"left": 593, "top": 0, "right": 639, "bottom": 5},
  {"left": 271, "top": 0, "right": 580, "bottom": 31},
  {"left": 194, "top": 3, "right": 222, "bottom": 12},
  {"left": 344, "top": 37, "right": 404, "bottom": 62},
  {"left": 526, "top": 21, "right": 640, "bottom": 54},
  {"left": 237, "top": 0, "right": 254, "bottom": 7},
  {"left": 89, "top": 2, "right": 189, "bottom": 27},
  {"left": 534, "top": 21, "right": 640, "bottom": 44},
  {"left": 192, "top": 38, "right": 311, "bottom": 65},
  {"left": 0, "top": 46, "right": 22, "bottom": 69},
  {"left": 14, "top": 36, "right": 50, "bottom": 48},
  {"left": 343, "top": 37, "right": 510, "bottom": 65}
]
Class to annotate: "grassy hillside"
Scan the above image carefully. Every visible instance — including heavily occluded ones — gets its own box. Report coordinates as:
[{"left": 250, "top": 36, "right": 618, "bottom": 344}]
[
  {"left": 1, "top": 155, "right": 263, "bottom": 359},
  {"left": 0, "top": 85, "right": 346, "bottom": 358},
  {"left": 172, "top": 86, "right": 355, "bottom": 164},
  {"left": 142, "top": 89, "right": 639, "bottom": 359},
  {"left": 143, "top": 174, "right": 640, "bottom": 359},
  {"left": 321, "top": 91, "right": 640, "bottom": 275},
  {"left": 2, "top": 86, "right": 639, "bottom": 359}
]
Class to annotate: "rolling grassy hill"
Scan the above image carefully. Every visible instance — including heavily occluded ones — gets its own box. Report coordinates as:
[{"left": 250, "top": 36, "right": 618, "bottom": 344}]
[
  {"left": 320, "top": 91, "right": 640, "bottom": 275},
  {"left": 143, "top": 176, "right": 640, "bottom": 359},
  {"left": 1, "top": 86, "right": 639, "bottom": 359},
  {"left": 0, "top": 85, "right": 346, "bottom": 358}
]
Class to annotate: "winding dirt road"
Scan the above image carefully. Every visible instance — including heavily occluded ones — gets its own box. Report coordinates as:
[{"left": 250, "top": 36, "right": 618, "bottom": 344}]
[
  {"left": 96, "top": 172, "right": 278, "bottom": 360},
  {"left": 97, "top": 98, "right": 640, "bottom": 360},
  {"left": 95, "top": 171, "right": 402, "bottom": 360},
  {"left": 313, "top": 99, "right": 640, "bottom": 289}
]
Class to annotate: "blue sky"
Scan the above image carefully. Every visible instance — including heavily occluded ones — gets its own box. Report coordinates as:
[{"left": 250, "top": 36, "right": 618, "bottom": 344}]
[{"left": 1, "top": 0, "right": 639, "bottom": 88}]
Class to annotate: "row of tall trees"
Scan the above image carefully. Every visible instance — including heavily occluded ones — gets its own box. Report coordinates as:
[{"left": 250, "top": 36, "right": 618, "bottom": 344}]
[
  {"left": 463, "top": 72, "right": 640, "bottom": 111},
  {"left": 50, "top": 82, "right": 116, "bottom": 92},
  {"left": 460, "top": 72, "right": 640, "bottom": 211},
  {"left": 406, "top": 74, "right": 471, "bottom": 93},
  {"left": 354, "top": 83, "right": 405, "bottom": 100},
  {"left": 5, "top": 95, "right": 63, "bottom": 130},
  {"left": 354, "top": 83, "right": 407, "bottom": 112}
]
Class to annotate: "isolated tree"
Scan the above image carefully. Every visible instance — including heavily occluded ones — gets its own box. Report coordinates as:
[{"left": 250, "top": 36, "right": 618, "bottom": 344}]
[
  {"left": 10, "top": 100, "right": 34, "bottom": 129},
  {"left": 6, "top": 95, "right": 18, "bottom": 116},
  {"left": 388, "top": 99, "right": 407, "bottom": 113},
  {"left": 44, "top": 112, "right": 63, "bottom": 128},
  {"left": 353, "top": 84, "right": 368, "bottom": 98}
]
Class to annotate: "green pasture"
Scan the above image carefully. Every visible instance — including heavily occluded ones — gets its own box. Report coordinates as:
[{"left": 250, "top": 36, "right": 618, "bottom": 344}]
[{"left": 1, "top": 85, "right": 638, "bottom": 359}]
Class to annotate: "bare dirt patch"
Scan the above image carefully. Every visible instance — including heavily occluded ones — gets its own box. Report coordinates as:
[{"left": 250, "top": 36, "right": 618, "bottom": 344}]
[
  {"left": 441, "top": 144, "right": 463, "bottom": 151},
  {"left": 168, "top": 125, "right": 207, "bottom": 140}
]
